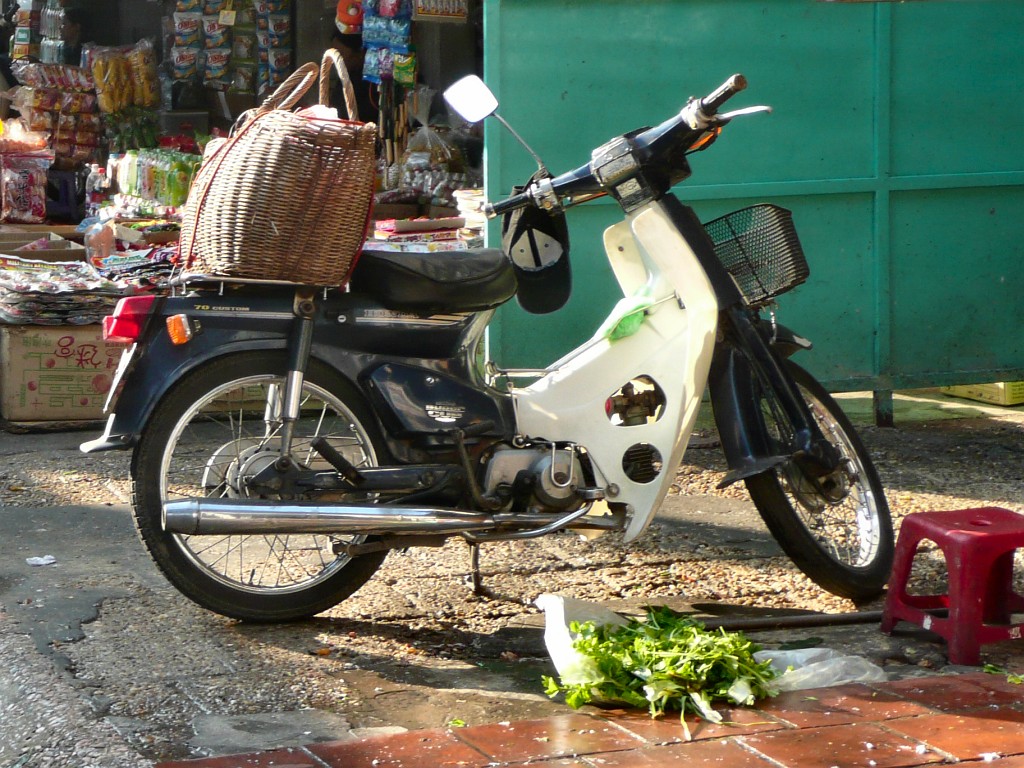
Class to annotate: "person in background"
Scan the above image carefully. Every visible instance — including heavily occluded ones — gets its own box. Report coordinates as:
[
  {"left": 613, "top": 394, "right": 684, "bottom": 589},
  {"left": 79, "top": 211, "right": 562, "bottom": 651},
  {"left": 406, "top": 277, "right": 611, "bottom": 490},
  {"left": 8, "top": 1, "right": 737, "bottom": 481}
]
[{"left": 328, "top": 26, "right": 376, "bottom": 124}]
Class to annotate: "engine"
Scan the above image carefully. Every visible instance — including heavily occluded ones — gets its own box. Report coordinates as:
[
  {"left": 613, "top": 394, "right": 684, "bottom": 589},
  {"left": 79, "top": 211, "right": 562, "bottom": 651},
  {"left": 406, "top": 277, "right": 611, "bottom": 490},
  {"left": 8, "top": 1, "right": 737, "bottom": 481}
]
[{"left": 480, "top": 444, "right": 587, "bottom": 513}]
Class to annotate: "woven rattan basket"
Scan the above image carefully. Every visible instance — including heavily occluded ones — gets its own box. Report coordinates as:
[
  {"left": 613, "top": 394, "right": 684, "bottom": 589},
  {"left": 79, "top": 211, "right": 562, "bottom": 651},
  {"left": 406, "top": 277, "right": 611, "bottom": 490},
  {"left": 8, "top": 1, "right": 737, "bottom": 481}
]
[{"left": 179, "top": 51, "right": 377, "bottom": 286}]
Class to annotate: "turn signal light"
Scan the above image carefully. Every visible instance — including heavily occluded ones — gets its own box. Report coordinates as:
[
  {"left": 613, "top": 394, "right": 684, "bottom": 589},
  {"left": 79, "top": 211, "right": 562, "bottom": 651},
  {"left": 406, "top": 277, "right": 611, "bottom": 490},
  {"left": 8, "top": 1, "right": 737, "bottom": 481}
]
[
  {"left": 166, "top": 314, "right": 195, "bottom": 345},
  {"left": 103, "top": 295, "right": 157, "bottom": 342}
]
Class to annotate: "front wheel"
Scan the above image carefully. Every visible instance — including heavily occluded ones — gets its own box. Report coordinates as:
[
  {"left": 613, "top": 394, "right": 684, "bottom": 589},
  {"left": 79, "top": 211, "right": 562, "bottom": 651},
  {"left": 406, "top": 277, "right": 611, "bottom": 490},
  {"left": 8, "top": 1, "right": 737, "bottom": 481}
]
[
  {"left": 745, "top": 361, "right": 893, "bottom": 602},
  {"left": 131, "top": 351, "right": 390, "bottom": 622}
]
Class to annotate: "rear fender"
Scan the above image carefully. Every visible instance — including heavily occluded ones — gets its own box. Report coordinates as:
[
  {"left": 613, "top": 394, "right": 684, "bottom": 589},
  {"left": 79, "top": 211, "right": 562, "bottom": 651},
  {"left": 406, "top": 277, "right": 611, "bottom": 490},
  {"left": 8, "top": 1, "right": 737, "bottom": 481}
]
[{"left": 83, "top": 296, "right": 297, "bottom": 451}]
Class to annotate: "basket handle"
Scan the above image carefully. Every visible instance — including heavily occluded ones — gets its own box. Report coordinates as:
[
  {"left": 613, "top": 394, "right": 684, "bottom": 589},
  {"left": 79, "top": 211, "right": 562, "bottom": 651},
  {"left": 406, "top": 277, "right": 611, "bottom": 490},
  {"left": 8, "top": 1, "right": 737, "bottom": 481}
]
[
  {"left": 319, "top": 48, "right": 360, "bottom": 122},
  {"left": 260, "top": 62, "right": 321, "bottom": 113}
]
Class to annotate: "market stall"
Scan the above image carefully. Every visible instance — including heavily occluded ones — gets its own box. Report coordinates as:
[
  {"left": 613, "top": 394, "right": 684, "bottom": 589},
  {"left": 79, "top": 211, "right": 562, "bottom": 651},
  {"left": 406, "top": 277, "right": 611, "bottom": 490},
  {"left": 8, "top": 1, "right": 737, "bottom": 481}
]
[{"left": 0, "top": 0, "right": 483, "bottom": 425}]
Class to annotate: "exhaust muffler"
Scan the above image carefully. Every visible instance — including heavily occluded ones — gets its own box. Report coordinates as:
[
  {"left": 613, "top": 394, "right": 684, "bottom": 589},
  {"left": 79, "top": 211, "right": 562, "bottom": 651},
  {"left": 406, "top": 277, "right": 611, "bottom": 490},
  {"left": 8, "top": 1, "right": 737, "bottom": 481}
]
[{"left": 163, "top": 498, "right": 497, "bottom": 536}]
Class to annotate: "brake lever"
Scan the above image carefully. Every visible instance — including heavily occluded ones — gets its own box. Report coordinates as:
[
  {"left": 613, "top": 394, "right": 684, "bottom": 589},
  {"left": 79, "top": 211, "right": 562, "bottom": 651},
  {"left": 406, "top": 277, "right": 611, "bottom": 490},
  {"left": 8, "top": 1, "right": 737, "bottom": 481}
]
[{"left": 716, "top": 105, "right": 773, "bottom": 124}]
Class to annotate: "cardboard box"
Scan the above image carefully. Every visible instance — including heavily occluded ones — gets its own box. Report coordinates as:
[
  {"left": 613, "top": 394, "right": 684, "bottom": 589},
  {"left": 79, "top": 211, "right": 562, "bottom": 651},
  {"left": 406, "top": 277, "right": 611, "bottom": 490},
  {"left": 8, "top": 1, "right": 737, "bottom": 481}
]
[
  {"left": 0, "top": 233, "right": 87, "bottom": 263},
  {"left": 941, "top": 382, "right": 1024, "bottom": 407},
  {"left": 0, "top": 325, "right": 129, "bottom": 423}
]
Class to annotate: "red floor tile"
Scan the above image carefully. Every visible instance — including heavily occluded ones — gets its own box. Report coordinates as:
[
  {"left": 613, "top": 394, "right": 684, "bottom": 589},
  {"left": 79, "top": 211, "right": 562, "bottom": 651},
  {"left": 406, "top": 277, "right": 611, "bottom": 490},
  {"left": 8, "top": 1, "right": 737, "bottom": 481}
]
[
  {"left": 578, "top": 739, "right": 778, "bottom": 767},
  {"left": 884, "top": 708, "right": 1024, "bottom": 761},
  {"left": 755, "top": 684, "right": 935, "bottom": 729},
  {"left": 154, "top": 747, "right": 317, "bottom": 768},
  {"left": 306, "top": 728, "right": 490, "bottom": 768},
  {"left": 875, "top": 674, "right": 1024, "bottom": 712},
  {"left": 453, "top": 713, "right": 643, "bottom": 763},
  {"left": 740, "top": 722, "right": 944, "bottom": 768},
  {"left": 601, "top": 705, "right": 789, "bottom": 744}
]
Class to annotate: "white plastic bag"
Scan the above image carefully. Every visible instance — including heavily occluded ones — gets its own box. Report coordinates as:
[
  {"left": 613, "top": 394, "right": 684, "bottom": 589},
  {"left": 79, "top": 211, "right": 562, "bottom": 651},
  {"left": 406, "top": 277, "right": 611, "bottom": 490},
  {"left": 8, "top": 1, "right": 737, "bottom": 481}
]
[
  {"left": 534, "top": 593, "right": 628, "bottom": 686},
  {"left": 753, "top": 647, "right": 887, "bottom": 691}
]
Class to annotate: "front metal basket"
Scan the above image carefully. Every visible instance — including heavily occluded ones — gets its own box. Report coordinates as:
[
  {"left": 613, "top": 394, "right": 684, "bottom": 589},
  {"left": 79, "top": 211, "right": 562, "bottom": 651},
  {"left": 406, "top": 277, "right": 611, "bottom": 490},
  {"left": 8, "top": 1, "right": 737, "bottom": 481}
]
[{"left": 703, "top": 204, "right": 809, "bottom": 306}]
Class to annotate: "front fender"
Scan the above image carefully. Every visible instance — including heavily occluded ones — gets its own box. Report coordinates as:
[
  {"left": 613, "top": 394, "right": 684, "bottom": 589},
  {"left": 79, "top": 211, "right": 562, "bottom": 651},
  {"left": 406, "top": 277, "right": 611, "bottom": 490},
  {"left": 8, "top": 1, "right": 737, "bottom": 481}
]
[{"left": 707, "top": 322, "right": 811, "bottom": 487}]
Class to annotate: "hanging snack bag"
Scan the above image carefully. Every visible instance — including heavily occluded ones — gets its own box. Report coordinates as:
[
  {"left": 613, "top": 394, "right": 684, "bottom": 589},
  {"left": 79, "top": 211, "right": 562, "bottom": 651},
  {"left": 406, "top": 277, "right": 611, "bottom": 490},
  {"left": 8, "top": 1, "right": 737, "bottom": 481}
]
[
  {"left": 203, "top": 47, "right": 232, "bottom": 86},
  {"left": 173, "top": 11, "right": 203, "bottom": 46},
  {"left": 172, "top": 46, "right": 201, "bottom": 80},
  {"left": 267, "top": 13, "right": 291, "bottom": 47},
  {"left": 231, "top": 61, "right": 257, "bottom": 93},
  {"left": 233, "top": 29, "right": 257, "bottom": 59},
  {"left": 128, "top": 39, "right": 160, "bottom": 107},
  {"left": 176, "top": 0, "right": 202, "bottom": 11},
  {"left": 203, "top": 15, "right": 232, "bottom": 49},
  {"left": 92, "top": 49, "right": 131, "bottom": 112},
  {"left": 204, "top": 0, "right": 226, "bottom": 13},
  {"left": 267, "top": 49, "right": 291, "bottom": 86}
]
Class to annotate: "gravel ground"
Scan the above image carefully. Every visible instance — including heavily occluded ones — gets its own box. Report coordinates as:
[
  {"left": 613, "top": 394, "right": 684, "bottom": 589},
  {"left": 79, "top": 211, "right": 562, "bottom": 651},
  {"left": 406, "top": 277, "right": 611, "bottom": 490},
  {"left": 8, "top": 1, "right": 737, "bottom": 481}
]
[{"left": 2, "top": 390, "right": 1024, "bottom": 763}]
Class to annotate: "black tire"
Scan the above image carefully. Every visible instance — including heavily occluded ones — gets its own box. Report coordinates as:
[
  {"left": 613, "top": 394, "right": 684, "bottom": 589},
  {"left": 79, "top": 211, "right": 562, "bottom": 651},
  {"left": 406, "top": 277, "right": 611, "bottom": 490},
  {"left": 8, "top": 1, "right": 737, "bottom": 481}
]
[
  {"left": 744, "top": 361, "right": 893, "bottom": 601},
  {"left": 131, "top": 351, "right": 389, "bottom": 622}
]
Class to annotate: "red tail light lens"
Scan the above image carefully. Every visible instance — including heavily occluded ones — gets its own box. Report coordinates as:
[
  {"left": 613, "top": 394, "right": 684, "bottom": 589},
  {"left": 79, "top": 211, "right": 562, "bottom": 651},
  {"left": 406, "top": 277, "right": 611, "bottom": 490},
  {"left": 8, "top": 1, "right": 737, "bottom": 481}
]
[{"left": 103, "top": 295, "right": 158, "bottom": 342}]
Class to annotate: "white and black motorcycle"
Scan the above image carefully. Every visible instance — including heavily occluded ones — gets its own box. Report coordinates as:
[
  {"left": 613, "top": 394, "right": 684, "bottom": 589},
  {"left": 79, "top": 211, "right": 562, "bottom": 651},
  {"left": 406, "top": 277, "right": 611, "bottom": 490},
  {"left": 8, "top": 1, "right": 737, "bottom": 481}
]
[{"left": 82, "top": 73, "right": 892, "bottom": 621}]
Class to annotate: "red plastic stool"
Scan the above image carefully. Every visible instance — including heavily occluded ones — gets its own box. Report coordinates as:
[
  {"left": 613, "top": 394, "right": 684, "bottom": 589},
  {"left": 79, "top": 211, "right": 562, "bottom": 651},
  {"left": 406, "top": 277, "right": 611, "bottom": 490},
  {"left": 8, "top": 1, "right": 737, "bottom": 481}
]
[{"left": 881, "top": 507, "right": 1024, "bottom": 665}]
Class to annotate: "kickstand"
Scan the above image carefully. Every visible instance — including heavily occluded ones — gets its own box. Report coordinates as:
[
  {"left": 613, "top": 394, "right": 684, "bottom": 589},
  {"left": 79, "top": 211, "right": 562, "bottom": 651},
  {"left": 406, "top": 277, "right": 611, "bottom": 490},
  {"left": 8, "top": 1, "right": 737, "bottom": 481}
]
[{"left": 467, "top": 542, "right": 484, "bottom": 596}]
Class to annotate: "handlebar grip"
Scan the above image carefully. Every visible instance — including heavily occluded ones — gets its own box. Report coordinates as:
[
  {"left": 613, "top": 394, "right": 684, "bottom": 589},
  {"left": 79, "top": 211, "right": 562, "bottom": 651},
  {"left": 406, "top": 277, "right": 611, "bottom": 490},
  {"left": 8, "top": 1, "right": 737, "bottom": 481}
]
[
  {"left": 700, "top": 74, "right": 747, "bottom": 115},
  {"left": 485, "top": 189, "right": 533, "bottom": 217}
]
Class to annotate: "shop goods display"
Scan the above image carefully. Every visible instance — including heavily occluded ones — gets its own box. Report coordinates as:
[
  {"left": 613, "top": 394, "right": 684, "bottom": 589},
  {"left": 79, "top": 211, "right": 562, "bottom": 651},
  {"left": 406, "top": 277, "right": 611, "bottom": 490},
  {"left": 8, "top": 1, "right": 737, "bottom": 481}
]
[
  {"left": 179, "top": 52, "right": 376, "bottom": 285},
  {"left": 171, "top": 0, "right": 293, "bottom": 98},
  {"left": 10, "top": 0, "right": 43, "bottom": 60},
  {"left": 9, "top": 60, "right": 101, "bottom": 171},
  {"left": 0, "top": 254, "right": 131, "bottom": 325}
]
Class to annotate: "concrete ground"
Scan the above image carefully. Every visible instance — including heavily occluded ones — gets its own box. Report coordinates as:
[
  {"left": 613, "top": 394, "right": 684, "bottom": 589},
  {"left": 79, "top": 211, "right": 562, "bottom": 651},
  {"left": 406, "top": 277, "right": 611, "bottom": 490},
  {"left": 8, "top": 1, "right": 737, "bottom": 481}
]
[{"left": 2, "top": 388, "right": 1024, "bottom": 766}]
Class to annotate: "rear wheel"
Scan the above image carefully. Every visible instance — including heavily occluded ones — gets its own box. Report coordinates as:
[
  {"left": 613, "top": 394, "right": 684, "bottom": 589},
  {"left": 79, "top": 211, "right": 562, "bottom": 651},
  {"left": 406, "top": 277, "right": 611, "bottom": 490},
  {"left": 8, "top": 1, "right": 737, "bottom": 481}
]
[
  {"left": 745, "top": 361, "right": 893, "bottom": 601},
  {"left": 131, "top": 351, "right": 389, "bottom": 622}
]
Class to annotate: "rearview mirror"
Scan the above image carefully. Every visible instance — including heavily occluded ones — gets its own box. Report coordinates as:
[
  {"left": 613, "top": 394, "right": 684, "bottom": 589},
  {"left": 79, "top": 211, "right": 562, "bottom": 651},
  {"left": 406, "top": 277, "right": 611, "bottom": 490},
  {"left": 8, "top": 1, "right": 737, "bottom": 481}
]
[{"left": 444, "top": 75, "right": 498, "bottom": 124}]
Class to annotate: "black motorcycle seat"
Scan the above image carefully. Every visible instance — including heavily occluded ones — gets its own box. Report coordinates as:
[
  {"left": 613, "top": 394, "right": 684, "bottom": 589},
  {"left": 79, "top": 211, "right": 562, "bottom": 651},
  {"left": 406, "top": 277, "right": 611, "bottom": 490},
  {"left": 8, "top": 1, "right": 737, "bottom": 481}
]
[{"left": 349, "top": 247, "right": 517, "bottom": 313}]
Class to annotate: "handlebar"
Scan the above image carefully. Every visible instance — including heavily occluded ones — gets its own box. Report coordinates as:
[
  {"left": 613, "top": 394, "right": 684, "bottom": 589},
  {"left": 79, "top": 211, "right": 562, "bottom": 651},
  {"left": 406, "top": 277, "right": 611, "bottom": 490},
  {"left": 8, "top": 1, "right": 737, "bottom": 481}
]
[
  {"left": 486, "top": 189, "right": 534, "bottom": 217},
  {"left": 699, "top": 74, "right": 747, "bottom": 116},
  {"left": 485, "top": 74, "right": 750, "bottom": 219}
]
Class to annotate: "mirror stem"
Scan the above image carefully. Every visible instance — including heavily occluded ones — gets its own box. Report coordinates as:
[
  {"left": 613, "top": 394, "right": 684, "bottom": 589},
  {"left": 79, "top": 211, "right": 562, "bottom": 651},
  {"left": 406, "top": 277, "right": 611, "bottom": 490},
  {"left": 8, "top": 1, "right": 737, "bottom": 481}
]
[{"left": 494, "top": 112, "right": 548, "bottom": 174}]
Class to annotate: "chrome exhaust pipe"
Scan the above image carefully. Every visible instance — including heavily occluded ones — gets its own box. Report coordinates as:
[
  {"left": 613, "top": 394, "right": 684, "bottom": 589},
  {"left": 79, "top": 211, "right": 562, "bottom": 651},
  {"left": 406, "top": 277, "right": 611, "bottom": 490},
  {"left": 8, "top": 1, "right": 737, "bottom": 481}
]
[{"left": 163, "top": 498, "right": 497, "bottom": 536}]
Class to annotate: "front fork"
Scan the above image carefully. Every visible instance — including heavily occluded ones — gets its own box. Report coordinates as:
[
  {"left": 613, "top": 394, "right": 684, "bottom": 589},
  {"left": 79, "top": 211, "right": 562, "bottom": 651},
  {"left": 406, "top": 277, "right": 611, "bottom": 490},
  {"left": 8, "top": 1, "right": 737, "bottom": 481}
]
[{"left": 709, "top": 304, "right": 840, "bottom": 487}]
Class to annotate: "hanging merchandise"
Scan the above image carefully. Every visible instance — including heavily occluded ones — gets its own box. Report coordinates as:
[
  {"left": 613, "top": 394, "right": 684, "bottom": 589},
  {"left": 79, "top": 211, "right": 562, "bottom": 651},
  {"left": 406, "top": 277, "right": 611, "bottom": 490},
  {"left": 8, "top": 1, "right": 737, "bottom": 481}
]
[
  {"left": 9, "top": 60, "right": 101, "bottom": 170},
  {"left": 336, "top": 0, "right": 364, "bottom": 33},
  {"left": 360, "top": 0, "right": 412, "bottom": 85}
]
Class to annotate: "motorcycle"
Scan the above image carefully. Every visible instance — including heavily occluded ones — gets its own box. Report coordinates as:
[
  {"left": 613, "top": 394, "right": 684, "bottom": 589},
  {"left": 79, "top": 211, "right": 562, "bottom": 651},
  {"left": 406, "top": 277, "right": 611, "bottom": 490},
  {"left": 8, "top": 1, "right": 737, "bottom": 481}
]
[{"left": 81, "top": 73, "right": 893, "bottom": 622}]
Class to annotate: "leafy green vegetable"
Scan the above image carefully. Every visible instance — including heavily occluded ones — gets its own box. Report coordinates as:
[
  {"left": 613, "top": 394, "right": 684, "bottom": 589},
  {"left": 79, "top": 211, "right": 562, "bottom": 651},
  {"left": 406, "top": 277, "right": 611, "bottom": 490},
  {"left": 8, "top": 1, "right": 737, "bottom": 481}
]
[
  {"left": 983, "top": 663, "right": 1024, "bottom": 684},
  {"left": 541, "top": 606, "right": 778, "bottom": 730}
]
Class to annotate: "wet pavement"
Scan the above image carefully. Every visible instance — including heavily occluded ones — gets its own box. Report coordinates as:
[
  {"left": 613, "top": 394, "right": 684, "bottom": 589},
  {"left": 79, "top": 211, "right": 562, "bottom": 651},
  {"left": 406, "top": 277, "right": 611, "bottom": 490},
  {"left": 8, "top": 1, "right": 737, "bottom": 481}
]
[{"left": 152, "top": 671, "right": 1024, "bottom": 767}]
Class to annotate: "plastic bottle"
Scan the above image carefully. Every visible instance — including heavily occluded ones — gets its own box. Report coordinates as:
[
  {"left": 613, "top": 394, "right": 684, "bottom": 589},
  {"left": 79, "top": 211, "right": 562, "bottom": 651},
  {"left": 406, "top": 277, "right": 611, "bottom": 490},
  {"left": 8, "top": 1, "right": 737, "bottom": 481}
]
[{"left": 86, "top": 166, "right": 110, "bottom": 217}]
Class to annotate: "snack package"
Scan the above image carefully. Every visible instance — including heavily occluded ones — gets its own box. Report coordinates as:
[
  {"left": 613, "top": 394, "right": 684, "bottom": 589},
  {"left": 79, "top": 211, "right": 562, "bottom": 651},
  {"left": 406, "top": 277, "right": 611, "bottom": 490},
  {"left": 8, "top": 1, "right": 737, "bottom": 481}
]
[
  {"left": 173, "top": 11, "right": 203, "bottom": 47},
  {"left": 128, "top": 39, "right": 160, "bottom": 107},
  {"left": 0, "top": 118, "right": 50, "bottom": 152},
  {"left": 172, "top": 46, "right": 201, "bottom": 80},
  {"left": 1, "top": 152, "right": 54, "bottom": 224},
  {"left": 203, "top": 47, "right": 232, "bottom": 85},
  {"left": 232, "top": 28, "right": 257, "bottom": 59},
  {"left": 203, "top": 15, "right": 232, "bottom": 48},
  {"left": 267, "top": 13, "right": 291, "bottom": 46},
  {"left": 92, "top": 49, "right": 132, "bottom": 112}
]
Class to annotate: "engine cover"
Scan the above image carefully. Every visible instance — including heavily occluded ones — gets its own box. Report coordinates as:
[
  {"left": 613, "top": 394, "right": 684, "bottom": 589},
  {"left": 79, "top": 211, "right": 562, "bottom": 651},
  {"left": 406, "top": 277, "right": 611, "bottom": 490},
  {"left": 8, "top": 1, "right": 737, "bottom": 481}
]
[{"left": 483, "top": 445, "right": 584, "bottom": 511}]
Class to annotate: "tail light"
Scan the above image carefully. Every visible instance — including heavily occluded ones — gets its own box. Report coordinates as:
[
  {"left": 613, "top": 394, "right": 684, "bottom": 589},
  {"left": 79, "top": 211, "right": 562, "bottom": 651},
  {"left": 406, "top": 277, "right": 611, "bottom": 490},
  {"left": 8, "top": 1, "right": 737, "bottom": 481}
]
[{"left": 103, "top": 295, "right": 158, "bottom": 342}]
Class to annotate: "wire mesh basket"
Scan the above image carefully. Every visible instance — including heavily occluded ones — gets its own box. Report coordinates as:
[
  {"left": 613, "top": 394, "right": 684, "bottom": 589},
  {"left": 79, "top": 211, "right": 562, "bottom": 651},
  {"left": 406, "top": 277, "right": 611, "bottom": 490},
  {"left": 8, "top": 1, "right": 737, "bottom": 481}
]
[{"left": 703, "top": 204, "right": 809, "bottom": 306}]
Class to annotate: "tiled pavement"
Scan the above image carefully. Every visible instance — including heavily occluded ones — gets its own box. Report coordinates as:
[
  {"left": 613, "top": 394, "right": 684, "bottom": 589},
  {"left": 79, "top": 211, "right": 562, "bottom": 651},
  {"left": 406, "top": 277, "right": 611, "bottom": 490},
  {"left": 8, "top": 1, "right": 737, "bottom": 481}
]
[{"left": 155, "top": 671, "right": 1024, "bottom": 768}]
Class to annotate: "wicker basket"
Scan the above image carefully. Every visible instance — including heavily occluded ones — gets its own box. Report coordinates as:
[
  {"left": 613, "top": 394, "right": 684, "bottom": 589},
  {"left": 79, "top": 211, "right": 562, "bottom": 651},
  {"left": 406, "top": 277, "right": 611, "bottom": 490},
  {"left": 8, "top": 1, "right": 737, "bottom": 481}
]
[{"left": 179, "top": 50, "right": 377, "bottom": 286}]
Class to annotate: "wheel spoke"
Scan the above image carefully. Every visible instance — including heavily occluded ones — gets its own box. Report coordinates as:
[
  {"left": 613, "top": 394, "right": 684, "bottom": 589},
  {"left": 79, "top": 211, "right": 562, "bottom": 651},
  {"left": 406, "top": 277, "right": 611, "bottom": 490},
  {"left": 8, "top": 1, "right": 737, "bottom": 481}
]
[{"left": 156, "top": 372, "right": 379, "bottom": 595}]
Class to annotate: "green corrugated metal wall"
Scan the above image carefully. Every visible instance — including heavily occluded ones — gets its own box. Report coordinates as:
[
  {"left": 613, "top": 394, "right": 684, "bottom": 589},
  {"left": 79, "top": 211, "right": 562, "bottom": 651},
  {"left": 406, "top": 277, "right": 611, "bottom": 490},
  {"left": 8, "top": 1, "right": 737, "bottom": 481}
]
[{"left": 482, "top": 0, "right": 1024, "bottom": 396}]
